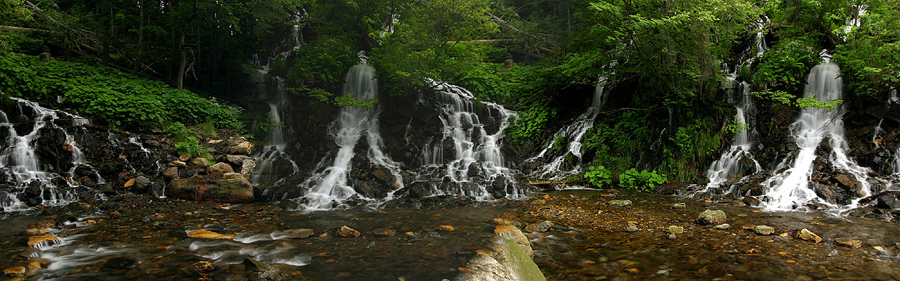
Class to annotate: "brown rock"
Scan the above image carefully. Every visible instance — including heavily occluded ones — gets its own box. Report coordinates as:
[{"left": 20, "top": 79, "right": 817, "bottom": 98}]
[
  {"left": 224, "top": 141, "right": 254, "bottom": 156},
  {"left": 189, "top": 157, "right": 209, "bottom": 168},
  {"left": 282, "top": 229, "right": 314, "bottom": 239},
  {"left": 124, "top": 178, "right": 136, "bottom": 188},
  {"left": 27, "top": 234, "right": 61, "bottom": 248},
  {"left": 179, "top": 153, "right": 193, "bottom": 162},
  {"left": 163, "top": 167, "right": 179, "bottom": 180},
  {"left": 487, "top": 218, "right": 513, "bottom": 225},
  {"left": 187, "top": 230, "right": 235, "bottom": 240},
  {"left": 337, "top": 226, "right": 361, "bottom": 238},
  {"left": 2, "top": 266, "right": 25, "bottom": 277},
  {"left": 207, "top": 162, "right": 235, "bottom": 175},
  {"left": 697, "top": 210, "right": 727, "bottom": 225},
  {"left": 24, "top": 228, "right": 50, "bottom": 236},
  {"left": 373, "top": 229, "right": 396, "bottom": 237},
  {"left": 191, "top": 261, "right": 216, "bottom": 273},
  {"left": 835, "top": 238, "right": 862, "bottom": 248},
  {"left": 170, "top": 161, "right": 186, "bottom": 167},
  {"left": 436, "top": 225, "right": 455, "bottom": 232},
  {"left": 798, "top": 229, "right": 822, "bottom": 243}
]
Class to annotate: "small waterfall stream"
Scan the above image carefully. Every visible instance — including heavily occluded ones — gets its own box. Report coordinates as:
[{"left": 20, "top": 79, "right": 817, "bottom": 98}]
[
  {"left": 527, "top": 77, "right": 608, "bottom": 179},
  {"left": 760, "top": 63, "right": 872, "bottom": 211},
  {"left": 704, "top": 79, "right": 762, "bottom": 190},
  {"left": 300, "top": 65, "right": 403, "bottom": 209},
  {"left": 420, "top": 80, "right": 520, "bottom": 199}
]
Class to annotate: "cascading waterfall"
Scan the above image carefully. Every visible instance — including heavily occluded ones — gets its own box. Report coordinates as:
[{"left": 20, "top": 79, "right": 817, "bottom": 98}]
[
  {"left": 0, "top": 98, "right": 87, "bottom": 211},
  {"left": 704, "top": 78, "right": 762, "bottom": 190},
  {"left": 528, "top": 77, "right": 608, "bottom": 179},
  {"left": 300, "top": 65, "right": 403, "bottom": 209},
  {"left": 760, "top": 63, "right": 872, "bottom": 211},
  {"left": 421, "top": 80, "right": 520, "bottom": 198}
]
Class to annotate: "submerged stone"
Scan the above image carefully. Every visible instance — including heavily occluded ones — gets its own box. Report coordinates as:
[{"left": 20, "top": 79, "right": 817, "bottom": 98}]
[
  {"left": 608, "top": 200, "right": 632, "bottom": 207},
  {"left": 187, "top": 229, "right": 235, "bottom": 240},
  {"left": 754, "top": 225, "right": 775, "bottom": 236},
  {"left": 338, "top": 226, "right": 361, "bottom": 238},
  {"left": 798, "top": 229, "right": 822, "bottom": 243},
  {"left": 697, "top": 210, "right": 726, "bottom": 225},
  {"left": 524, "top": 221, "right": 553, "bottom": 233}
]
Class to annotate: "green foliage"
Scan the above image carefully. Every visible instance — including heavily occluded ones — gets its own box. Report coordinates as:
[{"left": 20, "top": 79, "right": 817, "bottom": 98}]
[
  {"left": 796, "top": 97, "right": 842, "bottom": 111},
  {"left": 165, "top": 122, "right": 207, "bottom": 157},
  {"left": 834, "top": 0, "right": 900, "bottom": 97},
  {"left": 724, "top": 120, "right": 750, "bottom": 137},
  {"left": 507, "top": 106, "right": 556, "bottom": 146},
  {"left": 659, "top": 117, "right": 721, "bottom": 183},
  {"left": 753, "top": 39, "right": 820, "bottom": 91},
  {"left": 582, "top": 111, "right": 653, "bottom": 175},
  {"left": 583, "top": 164, "right": 612, "bottom": 187},
  {"left": 0, "top": 53, "right": 242, "bottom": 131},
  {"left": 249, "top": 119, "right": 285, "bottom": 141},
  {"left": 551, "top": 135, "right": 567, "bottom": 152},
  {"left": 753, "top": 90, "right": 842, "bottom": 111},
  {"left": 618, "top": 168, "right": 667, "bottom": 192},
  {"left": 752, "top": 90, "right": 795, "bottom": 105}
]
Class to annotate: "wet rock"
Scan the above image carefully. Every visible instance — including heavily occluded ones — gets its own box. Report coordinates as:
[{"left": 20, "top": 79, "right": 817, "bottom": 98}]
[
  {"left": 207, "top": 162, "right": 234, "bottom": 175},
  {"left": 187, "top": 229, "right": 235, "bottom": 240},
  {"left": 666, "top": 225, "right": 684, "bottom": 235},
  {"left": 667, "top": 234, "right": 677, "bottom": 240},
  {"left": 241, "top": 159, "right": 257, "bottom": 177},
  {"left": 283, "top": 229, "right": 314, "bottom": 239},
  {"left": 672, "top": 203, "right": 686, "bottom": 209},
  {"left": 24, "top": 228, "right": 50, "bottom": 235},
  {"left": 170, "top": 161, "right": 186, "bottom": 167},
  {"left": 754, "top": 225, "right": 775, "bottom": 235},
  {"left": 3, "top": 266, "right": 25, "bottom": 277},
  {"left": 225, "top": 141, "right": 254, "bottom": 156},
  {"left": 494, "top": 225, "right": 533, "bottom": 258},
  {"left": 189, "top": 157, "right": 209, "bottom": 168},
  {"left": 405, "top": 181, "right": 437, "bottom": 198},
  {"left": 242, "top": 258, "right": 283, "bottom": 281},
  {"left": 103, "top": 257, "right": 138, "bottom": 270},
  {"left": 742, "top": 196, "right": 761, "bottom": 206},
  {"left": 338, "top": 226, "right": 361, "bottom": 238},
  {"left": 27, "top": 234, "right": 61, "bottom": 247},
  {"left": 226, "top": 155, "right": 252, "bottom": 165},
  {"left": 625, "top": 225, "right": 639, "bottom": 232},
  {"left": 179, "top": 154, "right": 192, "bottom": 162},
  {"left": 798, "top": 229, "right": 822, "bottom": 243},
  {"left": 713, "top": 223, "right": 731, "bottom": 230},
  {"left": 524, "top": 221, "right": 553, "bottom": 233},
  {"left": 488, "top": 218, "right": 514, "bottom": 225},
  {"left": 373, "top": 229, "right": 396, "bottom": 237},
  {"left": 162, "top": 167, "right": 178, "bottom": 180},
  {"left": 697, "top": 210, "right": 727, "bottom": 225},
  {"left": 436, "top": 225, "right": 455, "bottom": 232},
  {"left": 133, "top": 176, "right": 151, "bottom": 193},
  {"left": 834, "top": 173, "right": 860, "bottom": 189},
  {"left": 608, "top": 200, "right": 632, "bottom": 207},
  {"left": 191, "top": 261, "right": 216, "bottom": 273},
  {"left": 835, "top": 238, "right": 862, "bottom": 248}
]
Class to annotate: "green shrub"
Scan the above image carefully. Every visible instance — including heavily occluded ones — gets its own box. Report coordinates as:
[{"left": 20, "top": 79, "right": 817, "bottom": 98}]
[
  {"left": 583, "top": 164, "right": 612, "bottom": 187},
  {"left": 618, "top": 168, "right": 667, "bottom": 192},
  {"left": 165, "top": 122, "right": 207, "bottom": 157}
]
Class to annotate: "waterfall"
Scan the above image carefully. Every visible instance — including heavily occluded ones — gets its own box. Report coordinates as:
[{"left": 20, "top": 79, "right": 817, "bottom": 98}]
[
  {"left": 0, "top": 98, "right": 86, "bottom": 211},
  {"left": 527, "top": 77, "right": 608, "bottom": 179},
  {"left": 704, "top": 79, "right": 762, "bottom": 190},
  {"left": 760, "top": 63, "right": 872, "bottom": 211},
  {"left": 300, "top": 65, "right": 403, "bottom": 209},
  {"left": 420, "top": 80, "right": 520, "bottom": 199}
]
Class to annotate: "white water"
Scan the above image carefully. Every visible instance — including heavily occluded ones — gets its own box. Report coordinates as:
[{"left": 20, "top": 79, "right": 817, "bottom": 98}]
[
  {"left": 301, "top": 65, "right": 404, "bottom": 209},
  {"left": 421, "top": 79, "right": 520, "bottom": 198},
  {"left": 0, "top": 98, "right": 86, "bottom": 211},
  {"left": 760, "top": 64, "right": 872, "bottom": 211},
  {"left": 704, "top": 78, "right": 762, "bottom": 190},
  {"left": 528, "top": 77, "right": 608, "bottom": 179}
]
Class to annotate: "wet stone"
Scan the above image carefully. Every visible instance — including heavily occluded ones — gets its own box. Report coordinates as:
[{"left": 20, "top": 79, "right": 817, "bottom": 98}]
[
  {"left": 373, "top": 229, "right": 396, "bottom": 237},
  {"left": 666, "top": 225, "right": 684, "bottom": 235},
  {"left": 672, "top": 203, "right": 686, "bottom": 209},
  {"left": 835, "top": 238, "right": 862, "bottom": 248},
  {"left": 754, "top": 225, "right": 775, "bottom": 236},
  {"left": 187, "top": 229, "right": 235, "bottom": 240},
  {"left": 713, "top": 223, "right": 730, "bottom": 230},
  {"left": 283, "top": 228, "right": 314, "bottom": 239},
  {"left": 608, "top": 200, "right": 632, "bottom": 207},
  {"left": 697, "top": 210, "right": 726, "bottom": 225},
  {"left": 338, "top": 226, "right": 361, "bottom": 238},
  {"left": 27, "top": 234, "right": 60, "bottom": 247},
  {"left": 625, "top": 226, "right": 639, "bottom": 232},
  {"left": 191, "top": 261, "right": 216, "bottom": 273},
  {"left": 798, "top": 229, "right": 822, "bottom": 243},
  {"left": 525, "top": 220, "right": 553, "bottom": 233},
  {"left": 3, "top": 266, "right": 25, "bottom": 277},
  {"left": 436, "top": 225, "right": 455, "bottom": 232}
]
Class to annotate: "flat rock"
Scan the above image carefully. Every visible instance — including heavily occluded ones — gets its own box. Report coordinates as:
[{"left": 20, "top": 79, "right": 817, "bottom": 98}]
[
  {"left": 27, "top": 234, "right": 61, "bottom": 247},
  {"left": 338, "top": 226, "right": 361, "bottom": 238},
  {"left": 713, "top": 223, "right": 730, "bottom": 230},
  {"left": 626, "top": 226, "right": 639, "bottom": 232},
  {"left": 835, "top": 238, "right": 862, "bottom": 248},
  {"left": 798, "top": 229, "right": 822, "bottom": 243},
  {"left": 697, "top": 210, "right": 726, "bottom": 225},
  {"left": 666, "top": 225, "right": 684, "bottom": 235},
  {"left": 282, "top": 229, "right": 314, "bottom": 239},
  {"left": 187, "top": 229, "right": 235, "bottom": 240},
  {"left": 487, "top": 218, "right": 513, "bottom": 225},
  {"left": 524, "top": 221, "right": 553, "bottom": 233},
  {"left": 608, "top": 200, "right": 632, "bottom": 207},
  {"left": 226, "top": 155, "right": 252, "bottom": 165},
  {"left": 436, "top": 225, "right": 455, "bottom": 232},
  {"left": 207, "top": 162, "right": 234, "bottom": 174},
  {"left": 754, "top": 225, "right": 775, "bottom": 236},
  {"left": 189, "top": 157, "right": 209, "bottom": 168},
  {"left": 2, "top": 266, "right": 25, "bottom": 277},
  {"left": 672, "top": 203, "right": 686, "bottom": 209},
  {"left": 373, "top": 229, "right": 396, "bottom": 237},
  {"left": 170, "top": 161, "right": 186, "bottom": 167},
  {"left": 163, "top": 167, "right": 178, "bottom": 180}
]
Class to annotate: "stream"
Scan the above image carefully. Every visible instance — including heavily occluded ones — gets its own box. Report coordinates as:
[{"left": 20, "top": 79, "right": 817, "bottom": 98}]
[{"left": 4, "top": 188, "right": 900, "bottom": 280}]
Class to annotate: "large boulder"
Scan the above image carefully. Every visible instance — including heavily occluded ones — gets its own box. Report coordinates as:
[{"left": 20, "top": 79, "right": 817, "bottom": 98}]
[
  {"left": 224, "top": 141, "right": 254, "bottom": 156},
  {"left": 455, "top": 225, "right": 546, "bottom": 281},
  {"left": 697, "top": 210, "right": 726, "bottom": 225},
  {"left": 165, "top": 174, "right": 253, "bottom": 203},
  {"left": 207, "top": 162, "right": 235, "bottom": 175}
]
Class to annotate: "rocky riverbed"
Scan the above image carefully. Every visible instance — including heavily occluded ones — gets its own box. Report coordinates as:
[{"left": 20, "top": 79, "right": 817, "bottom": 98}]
[{"left": 4, "top": 188, "right": 900, "bottom": 281}]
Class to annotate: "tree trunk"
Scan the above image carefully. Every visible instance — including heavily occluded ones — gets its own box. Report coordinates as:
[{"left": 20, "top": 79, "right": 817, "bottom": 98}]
[
  {"left": 134, "top": 0, "right": 144, "bottom": 73},
  {"left": 177, "top": 0, "right": 199, "bottom": 90}
]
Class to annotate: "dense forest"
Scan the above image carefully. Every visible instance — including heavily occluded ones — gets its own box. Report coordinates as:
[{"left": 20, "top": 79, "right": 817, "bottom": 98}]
[{"left": 1, "top": 0, "right": 898, "bottom": 186}]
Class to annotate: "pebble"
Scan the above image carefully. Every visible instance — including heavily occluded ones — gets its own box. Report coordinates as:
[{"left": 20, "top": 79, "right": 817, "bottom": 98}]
[
  {"left": 713, "top": 223, "right": 730, "bottom": 230},
  {"left": 672, "top": 203, "right": 686, "bottom": 209},
  {"left": 608, "top": 200, "right": 632, "bottom": 207},
  {"left": 754, "top": 225, "right": 775, "bottom": 236},
  {"left": 798, "top": 229, "right": 822, "bottom": 243},
  {"left": 436, "top": 225, "right": 455, "bottom": 232},
  {"left": 186, "top": 229, "right": 235, "bottom": 240},
  {"left": 697, "top": 210, "right": 726, "bottom": 225},
  {"left": 524, "top": 221, "right": 553, "bottom": 233},
  {"left": 373, "top": 229, "right": 397, "bottom": 237},
  {"left": 666, "top": 225, "right": 684, "bottom": 235},
  {"left": 668, "top": 234, "right": 677, "bottom": 240},
  {"left": 835, "top": 238, "right": 862, "bottom": 248},
  {"left": 338, "top": 226, "right": 361, "bottom": 238},
  {"left": 626, "top": 226, "right": 639, "bottom": 232}
]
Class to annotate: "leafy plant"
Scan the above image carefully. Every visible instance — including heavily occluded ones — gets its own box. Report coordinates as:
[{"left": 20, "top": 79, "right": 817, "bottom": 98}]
[
  {"left": 165, "top": 122, "right": 207, "bottom": 158},
  {"left": 551, "top": 135, "right": 567, "bottom": 151},
  {"left": 618, "top": 168, "right": 667, "bottom": 192},
  {"left": 583, "top": 164, "right": 612, "bottom": 187}
]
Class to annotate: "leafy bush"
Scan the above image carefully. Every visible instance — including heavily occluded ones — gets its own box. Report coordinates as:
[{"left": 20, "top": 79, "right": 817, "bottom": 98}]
[
  {"left": 618, "top": 168, "right": 667, "bottom": 192},
  {"left": 753, "top": 39, "right": 820, "bottom": 91},
  {"left": 583, "top": 164, "right": 612, "bottom": 187},
  {"left": 165, "top": 122, "right": 207, "bottom": 157},
  {"left": 0, "top": 53, "right": 242, "bottom": 131}
]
